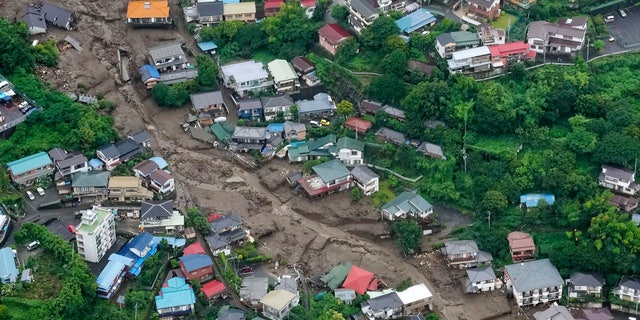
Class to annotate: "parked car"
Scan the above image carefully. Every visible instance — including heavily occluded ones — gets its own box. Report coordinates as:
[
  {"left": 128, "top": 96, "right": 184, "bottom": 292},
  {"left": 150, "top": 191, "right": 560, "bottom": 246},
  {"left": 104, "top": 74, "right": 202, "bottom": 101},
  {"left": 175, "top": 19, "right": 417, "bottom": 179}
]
[
  {"left": 605, "top": 15, "right": 615, "bottom": 22},
  {"left": 67, "top": 225, "right": 77, "bottom": 234},
  {"left": 619, "top": 9, "right": 627, "bottom": 18},
  {"left": 609, "top": 35, "right": 616, "bottom": 42},
  {"left": 26, "top": 191, "right": 35, "bottom": 200},
  {"left": 36, "top": 187, "right": 45, "bottom": 196},
  {"left": 309, "top": 120, "right": 320, "bottom": 127},
  {"left": 320, "top": 119, "right": 331, "bottom": 126}
]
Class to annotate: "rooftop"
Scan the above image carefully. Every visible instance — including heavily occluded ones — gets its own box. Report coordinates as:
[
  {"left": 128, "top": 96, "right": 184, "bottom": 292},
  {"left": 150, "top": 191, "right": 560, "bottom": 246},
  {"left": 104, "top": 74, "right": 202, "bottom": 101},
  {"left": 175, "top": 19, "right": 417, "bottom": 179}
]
[
  {"left": 140, "top": 200, "right": 174, "bottom": 220},
  {"left": 318, "top": 23, "right": 351, "bottom": 44},
  {"left": 108, "top": 176, "right": 141, "bottom": 189},
  {"left": 344, "top": 117, "right": 372, "bottom": 133},
  {"left": 570, "top": 271, "right": 604, "bottom": 287},
  {"left": 267, "top": 59, "right": 298, "bottom": 84},
  {"left": 0, "top": 247, "right": 18, "bottom": 283},
  {"left": 532, "top": 304, "right": 575, "bottom": 320},
  {"left": 201, "top": 280, "right": 226, "bottom": 298},
  {"left": 397, "top": 283, "right": 432, "bottom": 305},
  {"left": 155, "top": 277, "right": 196, "bottom": 309},
  {"left": 504, "top": 259, "right": 563, "bottom": 293},
  {"left": 179, "top": 254, "right": 213, "bottom": 272},
  {"left": 450, "top": 46, "right": 491, "bottom": 60},
  {"left": 382, "top": 191, "right": 432, "bottom": 218},
  {"left": 127, "top": 0, "right": 170, "bottom": 18},
  {"left": 222, "top": 60, "right": 269, "bottom": 85},
  {"left": 507, "top": 231, "right": 535, "bottom": 251},
  {"left": 466, "top": 266, "right": 496, "bottom": 283},
  {"left": 342, "top": 265, "right": 376, "bottom": 295},
  {"left": 395, "top": 8, "right": 436, "bottom": 34},
  {"left": 190, "top": 91, "right": 224, "bottom": 110},
  {"left": 443, "top": 240, "right": 478, "bottom": 255},
  {"left": 313, "top": 159, "right": 351, "bottom": 183},
  {"left": 350, "top": 165, "right": 379, "bottom": 183},
  {"left": 337, "top": 136, "right": 364, "bottom": 152},
  {"left": 520, "top": 193, "right": 555, "bottom": 207},
  {"left": 72, "top": 170, "right": 110, "bottom": 187},
  {"left": 260, "top": 289, "right": 297, "bottom": 310},
  {"left": 77, "top": 206, "right": 112, "bottom": 234},
  {"left": 223, "top": 2, "right": 256, "bottom": 15},
  {"left": 6, "top": 151, "right": 52, "bottom": 176}
]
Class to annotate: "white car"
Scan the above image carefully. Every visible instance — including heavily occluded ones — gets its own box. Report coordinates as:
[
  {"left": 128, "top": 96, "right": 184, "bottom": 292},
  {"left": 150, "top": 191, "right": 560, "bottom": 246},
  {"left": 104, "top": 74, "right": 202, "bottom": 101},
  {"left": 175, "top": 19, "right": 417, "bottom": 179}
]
[
  {"left": 26, "top": 191, "right": 35, "bottom": 200},
  {"left": 36, "top": 187, "right": 45, "bottom": 196}
]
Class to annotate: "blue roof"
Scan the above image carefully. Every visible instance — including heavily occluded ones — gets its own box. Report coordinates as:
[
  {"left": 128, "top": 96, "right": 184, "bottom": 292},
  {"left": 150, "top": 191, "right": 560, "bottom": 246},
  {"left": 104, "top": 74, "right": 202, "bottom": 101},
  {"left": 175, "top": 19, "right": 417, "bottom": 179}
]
[
  {"left": 149, "top": 157, "right": 168, "bottom": 169},
  {"left": 0, "top": 247, "right": 18, "bottom": 283},
  {"left": 6, "top": 151, "right": 52, "bottom": 176},
  {"left": 179, "top": 254, "right": 213, "bottom": 272},
  {"left": 268, "top": 123, "right": 284, "bottom": 133},
  {"left": 520, "top": 193, "right": 555, "bottom": 207},
  {"left": 155, "top": 277, "right": 196, "bottom": 309},
  {"left": 126, "top": 232, "right": 153, "bottom": 256},
  {"left": 197, "top": 41, "right": 218, "bottom": 52},
  {"left": 88, "top": 158, "right": 104, "bottom": 169},
  {"left": 222, "top": 0, "right": 240, "bottom": 3},
  {"left": 395, "top": 9, "right": 436, "bottom": 34},
  {"left": 118, "top": 232, "right": 157, "bottom": 277},
  {"left": 96, "top": 254, "right": 134, "bottom": 295},
  {"left": 153, "top": 236, "right": 186, "bottom": 248},
  {"left": 140, "top": 65, "right": 160, "bottom": 82}
]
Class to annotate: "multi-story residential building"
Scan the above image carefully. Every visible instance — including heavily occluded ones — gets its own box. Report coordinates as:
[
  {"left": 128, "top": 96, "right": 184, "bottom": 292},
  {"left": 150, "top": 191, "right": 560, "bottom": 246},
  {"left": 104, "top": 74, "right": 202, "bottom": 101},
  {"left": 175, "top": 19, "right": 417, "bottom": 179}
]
[
  {"left": 350, "top": 165, "right": 379, "bottom": 196},
  {"left": 527, "top": 17, "right": 587, "bottom": 54},
  {"left": 0, "top": 247, "right": 18, "bottom": 283},
  {"left": 507, "top": 231, "right": 536, "bottom": 262},
  {"left": 6, "top": 151, "right": 54, "bottom": 185},
  {"left": 267, "top": 59, "right": 299, "bottom": 93},
  {"left": 126, "top": 0, "right": 172, "bottom": 27},
  {"left": 260, "top": 289, "right": 299, "bottom": 320},
  {"left": 488, "top": 41, "right": 536, "bottom": 68},
  {"left": 72, "top": 171, "right": 111, "bottom": 203},
  {"left": 298, "top": 159, "right": 353, "bottom": 197},
  {"left": 397, "top": 283, "right": 433, "bottom": 315},
  {"left": 179, "top": 254, "right": 214, "bottom": 282},
  {"left": 347, "top": 0, "right": 405, "bottom": 33},
  {"left": 318, "top": 23, "right": 351, "bottom": 55},
  {"left": 613, "top": 276, "right": 640, "bottom": 303},
  {"left": 190, "top": 90, "right": 227, "bottom": 120},
  {"left": 464, "top": 0, "right": 500, "bottom": 21},
  {"left": 223, "top": 2, "right": 256, "bottom": 22},
  {"left": 504, "top": 259, "right": 564, "bottom": 307},
  {"left": 97, "top": 139, "right": 144, "bottom": 171},
  {"left": 507, "top": 0, "right": 535, "bottom": 9},
  {"left": 598, "top": 165, "right": 640, "bottom": 196},
  {"left": 107, "top": 176, "right": 153, "bottom": 202},
  {"left": 75, "top": 206, "right": 117, "bottom": 263},
  {"left": 147, "top": 42, "right": 189, "bottom": 73},
  {"left": 139, "top": 200, "right": 185, "bottom": 233},
  {"left": 133, "top": 159, "right": 159, "bottom": 184},
  {"left": 375, "top": 127, "right": 405, "bottom": 145},
  {"left": 335, "top": 136, "right": 364, "bottom": 166},
  {"left": 261, "top": 95, "right": 294, "bottom": 121},
  {"left": 231, "top": 126, "right": 269, "bottom": 151},
  {"left": 48, "top": 148, "right": 89, "bottom": 181},
  {"left": 442, "top": 240, "right": 493, "bottom": 269},
  {"left": 296, "top": 93, "right": 336, "bottom": 119},
  {"left": 41, "top": 2, "right": 76, "bottom": 30},
  {"left": 533, "top": 305, "right": 575, "bottom": 320},
  {"left": 149, "top": 170, "right": 175, "bottom": 195},
  {"left": 476, "top": 24, "right": 506, "bottom": 46},
  {"left": 221, "top": 60, "right": 273, "bottom": 98},
  {"left": 197, "top": 1, "right": 223, "bottom": 26},
  {"left": 155, "top": 277, "right": 196, "bottom": 318},
  {"left": 381, "top": 191, "right": 432, "bottom": 221},
  {"left": 465, "top": 266, "right": 499, "bottom": 293},
  {"left": 237, "top": 98, "right": 264, "bottom": 122},
  {"left": 361, "top": 291, "right": 404, "bottom": 319},
  {"left": 447, "top": 46, "right": 492, "bottom": 73},
  {"left": 567, "top": 271, "right": 604, "bottom": 299}
]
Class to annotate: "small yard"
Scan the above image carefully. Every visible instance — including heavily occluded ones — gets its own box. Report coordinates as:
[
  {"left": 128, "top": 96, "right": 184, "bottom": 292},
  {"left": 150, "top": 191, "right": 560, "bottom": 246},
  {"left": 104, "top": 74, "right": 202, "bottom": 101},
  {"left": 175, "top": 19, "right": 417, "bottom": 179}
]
[
  {"left": 3, "top": 297, "right": 42, "bottom": 320},
  {"left": 7, "top": 254, "right": 62, "bottom": 300},
  {"left": 467, "top": 134, "right": 521, "bottom": 158},
  {"left": 491, "top": 12, "right": 518, "bottom": 30},
  {"left": 251, "top": 50, "right": 278, "bottom": 65},
  {"left": 348, "top": 50, "right": 384, "bottom": 73}
]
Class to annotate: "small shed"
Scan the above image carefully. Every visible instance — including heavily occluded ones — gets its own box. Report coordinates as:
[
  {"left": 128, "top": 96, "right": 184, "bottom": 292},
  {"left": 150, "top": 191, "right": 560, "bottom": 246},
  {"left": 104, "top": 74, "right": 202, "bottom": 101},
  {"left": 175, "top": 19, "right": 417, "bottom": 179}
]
[
  {"left": 519, "top": 193, "right": 555, "bottom": 208},
  {"left": 197, "top": 41, "right": 218, "bottom": 54}
]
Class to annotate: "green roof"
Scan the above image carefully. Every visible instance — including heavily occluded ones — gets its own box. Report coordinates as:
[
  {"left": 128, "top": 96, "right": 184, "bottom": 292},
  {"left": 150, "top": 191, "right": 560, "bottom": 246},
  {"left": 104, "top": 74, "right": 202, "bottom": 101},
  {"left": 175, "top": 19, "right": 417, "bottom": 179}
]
[
  {"left": 321, "top": 262, "right": 352, "bottom": 289},
  {"left": 337, "top": 137, "right": 364, "bottom": 152},
  {"left": 451, "top": 31, "right": 480, "bottom": 46},
  {"left": 211, "top": 122, "right": 235, "bottom": 142},
  {"left": 6, "top": 151, "right": 52, "bottom": 175},
  {"left": 313, "top": 159, "right": 350, "bottom": 182},
  {"left": 72, "top": 171, "right": 110, "bottom": 187},
  {"left": 307, "top": 134, "right": 336, "bottom": 151},
  {"left": 77, "top": 207, "right": 112, "bottom": 234},
  {"left": 288, "top": 143, "right": 310, "bottom": 158}
]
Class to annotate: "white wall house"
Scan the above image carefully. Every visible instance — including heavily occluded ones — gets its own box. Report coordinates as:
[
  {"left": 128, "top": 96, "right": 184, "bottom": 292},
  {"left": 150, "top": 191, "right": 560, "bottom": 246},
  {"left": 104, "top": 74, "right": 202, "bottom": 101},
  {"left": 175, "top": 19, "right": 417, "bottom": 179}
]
[
  {"left": 334, "top": 137, "right": 364, "bottom": 166},
  {"left": 351, "top": 166, "right": 379, "bottom": 196},
  {"left": 504, "top": 259, "right": 563, "bottom": 307},
  {"left": 75, "top": 206, "right": 117, "bottom": 263}
]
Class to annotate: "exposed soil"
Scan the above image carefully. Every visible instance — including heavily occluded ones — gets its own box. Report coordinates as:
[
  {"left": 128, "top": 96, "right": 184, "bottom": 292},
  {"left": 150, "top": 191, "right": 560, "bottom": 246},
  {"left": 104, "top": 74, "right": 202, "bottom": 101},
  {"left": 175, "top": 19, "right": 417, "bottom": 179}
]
[{"left": 2, "top": 1, "right": 519, "bottom": 318}]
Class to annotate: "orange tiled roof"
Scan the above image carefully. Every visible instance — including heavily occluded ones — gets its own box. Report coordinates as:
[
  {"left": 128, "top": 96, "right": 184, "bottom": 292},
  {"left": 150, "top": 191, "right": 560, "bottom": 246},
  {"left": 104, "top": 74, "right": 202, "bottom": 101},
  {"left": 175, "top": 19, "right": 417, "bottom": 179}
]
[{"left": 127, "top": 0, "right": 170, "bottom": 18}]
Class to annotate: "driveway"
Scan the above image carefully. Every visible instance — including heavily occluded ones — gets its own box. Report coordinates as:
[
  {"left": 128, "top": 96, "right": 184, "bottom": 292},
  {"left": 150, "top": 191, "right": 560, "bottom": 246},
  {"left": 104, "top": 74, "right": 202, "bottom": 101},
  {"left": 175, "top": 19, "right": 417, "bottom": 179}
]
[
  {"left": 603, "top": 6, "right": 640, "bottom": 51},
  {"left": 424, "top": 3, "right": 462, "bottom": 23}
]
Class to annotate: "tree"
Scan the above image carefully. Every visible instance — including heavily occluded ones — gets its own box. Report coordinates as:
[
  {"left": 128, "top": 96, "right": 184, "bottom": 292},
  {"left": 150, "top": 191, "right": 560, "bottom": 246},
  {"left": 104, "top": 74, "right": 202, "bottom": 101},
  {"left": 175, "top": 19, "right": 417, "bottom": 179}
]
[
  {"left": 31, "top": 39, "right": 60, "bottom": 67},
  {"left": 319, "top": 310, "right": 346, "bottom": 320},
  {"left": 351, "top": 187, "right": 362, "bottom": 201},
  {"left": 390, "top": 219, "right": 423, "bottom": 256},
  {"left": 151, "top": 81, "right": 197, "bottom": 107},
  {"left": 312, "top": 0, "right": 332, "bottom": 22},
  {"left": 196, "top": 54, "right": 219, "bottom": 88},
  {"left": 331, "top": 5, "right": 350, "bottom": 27},
  {"left": 290, "top": 104, "right": 299, "bottom": 121},
  {"left": 335, "top": 37, "right": 359, "bottom": 66},
  {"left": 593, "top": 132, "right": 640, "bottom": 168},
  {"left": 0, "top": 18, "right": 35, "bottom": 74},
  {"left": 381, "top": 49, "right": 408, "bottom": 77},
  {"left": 480, "top": 190, "right": 508, "bottom": 214},
  {"left": 367, "top": 75, "right": 406, "bottom": 106},
  {"left": 336, "top": 100, "right": 354, "bottom": 119},
  {"left": 186, "top": 207, "right": 211, "bottom": 235},
  {"left": 262, "top": 3, "right": 319, "bottom": 58},
  {"left": 360, "top": 16, "right": 399, "bottom": 49},
  {"left": 593, "top": 39, "right": 605, "bottom": 53}
]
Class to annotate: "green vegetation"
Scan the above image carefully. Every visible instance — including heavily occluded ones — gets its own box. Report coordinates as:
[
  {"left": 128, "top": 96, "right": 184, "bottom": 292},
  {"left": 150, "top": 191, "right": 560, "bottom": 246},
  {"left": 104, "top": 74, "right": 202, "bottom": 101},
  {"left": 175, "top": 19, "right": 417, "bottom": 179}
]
[
  {"left": 390, "top": 220, "right": 423, "bottom": 256},
  {"left": 31, "top": 39, "right": 60, "bottom": 67},
  {"left": 151, "top": 80, "right": 197, "bottom": 107},
  {"left": 490, "top": 12, "right": 517, "bottom": 30},
  {"left": 290, "top": 293, "right": 367, "bottom": 319},
  {"left": 186, "top": 207, "right": 211, "bottom": 235}
]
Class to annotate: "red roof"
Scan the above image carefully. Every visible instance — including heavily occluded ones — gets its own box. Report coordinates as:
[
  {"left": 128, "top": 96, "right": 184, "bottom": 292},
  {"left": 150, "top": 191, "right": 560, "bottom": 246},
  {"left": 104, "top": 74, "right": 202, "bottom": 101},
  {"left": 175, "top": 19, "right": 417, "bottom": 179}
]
[
  {"left": 342, "top": 266, "right": 375, "bottom": 295},
  {"left": 488, "top": 41, "right": 531, "bottom": 57},
  {"left": 301, "top": 0, "right": 317, "bottom": 7},
  {"left": 201, "top": 280, "right": 226, "bottom": 298},
  {"left": 208, "top": 213, "right": 223, "bottom": 222},
  {"left": 264, "top": 0, "right": 285, "bottom": 9},
  {"left": 345, "top": 117, "right": 373, "bottom": 133},
  {"left": 318, "top": 24, "right": 350, "bottom": 45},
  {"left": 183, "top": 242, "right": 206, "bottom": 256}
]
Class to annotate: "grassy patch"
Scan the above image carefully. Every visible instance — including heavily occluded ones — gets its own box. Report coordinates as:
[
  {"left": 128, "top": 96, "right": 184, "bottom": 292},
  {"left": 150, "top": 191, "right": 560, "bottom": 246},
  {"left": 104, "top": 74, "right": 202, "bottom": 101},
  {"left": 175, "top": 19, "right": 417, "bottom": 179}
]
[
  {"left": 373, "top": 180, "right": 396, "bottom": 208},
  {"left": 11, "top": 254, "right": 62, "bottom": 300},
  {"left": 354, "top": 74, "right": 378, "bottom": 88},
  {"left": 491, "top": 12, "right": 517, "bottom": 30},
  {"left": 3, "top": 297, "right": 44, "bottom": 320},
  {"left": 468, "top": 134, "right": 520, "bottom": 157},
  {"left": 349, "top": 50, "right": 384, "bottom": 73},
  {"left": 252, "top": 50, "right": 278, "bottom": 65}
]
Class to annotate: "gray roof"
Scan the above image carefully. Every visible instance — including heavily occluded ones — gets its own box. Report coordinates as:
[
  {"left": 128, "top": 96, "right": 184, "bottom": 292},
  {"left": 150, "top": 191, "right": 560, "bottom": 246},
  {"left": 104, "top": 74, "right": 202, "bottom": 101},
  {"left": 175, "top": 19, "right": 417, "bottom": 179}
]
[
  {"left": 557, "top": 16, "right": 588, "bottom": 28},
  {"left": 72, "top": 171, "right": 110, "bottom": 187},
  {"left": 600, "top": 165, "right": 634, "bottom": 183},
  {"left": 504, "top": 259, "right": 563, "bottom": 293},
  {"left": 350, "top": 0, "right": 377, "bottom": 19},
  {"left": 205, "top": 232, "right": 230, "bottom": 250},
  {"left": 190, "top": 91, "right": 224, "bottom": 110},
  {"left": 240, "top": 276, "right": 269, "bottom": 301},
  {"left": 297, "top": 93, "right": 335, "bottom": 114},
  {"left": 465, "top": 0, "right": 498, "bottom": 8},
  {"left": 237, "top": 98, "right": 263, "bottom": 111},
  {"left": 140, "top": 200, "right": 174, "bottom": 219},
  {"left": 210, "top": 214, "right": 242, "bottom": 233},
  {"left": 436, "top": 33, "right": 455, "bottom": 45},
  {"left": 57, "top": 153, "right": 88, "bottom": 170},
  {"left": 261, "top": 95, "right": 293, "bottom": 109},
  {"left": 217, "top": 308, "right": 246, "bottom": 320},
  {"left": 375, "top": 127, "right": 405, "bottom": 144},
  {"left": 365, "top": 292, "right": 404, "bottom": 312},
  {"left": 533, "top": 305, "right": 575, "bottom": 320},
  {"left": 148, "top": 43, "right": 186, "bottom": 66},
  {"left": 197, "top": 1, "right": 224, "bottom": 17},
  {"left": 570, "top": 271, "right": 604, "bottom": 287},
  {"left": 417, "top": 142, "right": 445, "bottom": 159},
  {"left": 48, "top": 148, "right": 68, "bottom": 162},
  {"left": 41, "top": 2, "right": 74, "bottom": 29},
  {"left": 134, "top": 159, "right": 159, "bottom": 175},
  {"left": 618, "top": 275, "right": 640, "bottom": 291},
  {"left": 581, "top": 308, "right": 613, "bottom": 320},
  {"left": 115, "top": 139, "right": 142, "bottom": 161},
  {"left": 382, "top": 191, "right": 432, "bottom": 217},
  {"left": 527, "top": 20, "right": 585, "bottom": 41},
  {"left": 466, "top": 266, "right": 496, "bottom": 283},
  {"left": 283, "top": 121, "right": 306, "bottom": 133},
  {"left": 313, "top": 159, "right": 351, "bottom": 182},
  {"left": 443, "top": 240, "right": 478, "bottom": 256},
  {"left": 232, "top": 126, "right": 269, "bottom": 140},
  {"left": 350, "top": 165, "right": 379, "bottom": 184},
  {"left": 22, "top": 5, "right": 46, "bottom": 31},
  {"left": 383, "top": 106, "right": 405, "bottom": 119},
  {"left": 221, "top": 60, "right": 269, "bottom": 85},
  {"left": 129, "top": 130, "right": 150, "bottom": 145},
  {"left": 98, "top": 144, "right": 120, "bottom": 159},
  {"left": 275, "top": 276, "right": 298, "bottom": 294}
]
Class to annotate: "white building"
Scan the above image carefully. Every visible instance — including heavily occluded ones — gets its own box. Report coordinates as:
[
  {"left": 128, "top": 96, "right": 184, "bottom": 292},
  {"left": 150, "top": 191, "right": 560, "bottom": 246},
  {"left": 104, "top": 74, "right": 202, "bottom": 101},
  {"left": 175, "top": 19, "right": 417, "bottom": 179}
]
[
  {"left": 447, "top": 46, "right": 492, "bottom": 73},
  {"left": 465, "top": 266, "right": 500, "bottom": 293},
  {"left": 260, "top": 289, "right": 299, "bottom": 320},
  {"left": 351, "top": 165, "right": 379, "bottom": 196},
  {"left": 397, "top": 283, "right": 433, "bottom": 315},
  {"left": 526, "top": 17, "right": 587, "bottom": 54},
  {"left": 334, "top": 136, "right": 364, "bottom": 166},
  {"left": 75, "top": 206, "right": 117, "bottom": 263},
  {"left": 220, "top": 60, "right": 274, "bottom": 97},
  {"left": 504, "top": 259, "right": 563, "bottom": 307}
]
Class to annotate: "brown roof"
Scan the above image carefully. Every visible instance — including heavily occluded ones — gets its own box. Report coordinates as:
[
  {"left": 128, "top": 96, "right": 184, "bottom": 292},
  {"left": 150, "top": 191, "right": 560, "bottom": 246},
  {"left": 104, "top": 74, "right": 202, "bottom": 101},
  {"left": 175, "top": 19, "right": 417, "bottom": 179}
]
[
  {"left": 318, "top": 23, "right": 350, "bottom": 45},
  {"left": 291, "top": 56, "right": 315, "bottom": 74},
  {"left": 108, "top": 176, "right": 140, "bottom": 189},
  {"left": 360, "top": 100, "right": 384, "bottom": 114},
  {"left": 408, "top": 60, "right": 435, "bottom": 75},
  {"left": 345, "top": 117, "right": 373, "bottom": 133},
  {"left": 150, "top": 170, "right": 173, "bottom": 185},
  {"left": 134, "top": 159, "right": 159, "bottom": 175},
  {"left": 507, "top": 231, "right": 535, "bottom": 251},
  {"left": 582, "top": 308, "right": 613, "bottom": 320}
]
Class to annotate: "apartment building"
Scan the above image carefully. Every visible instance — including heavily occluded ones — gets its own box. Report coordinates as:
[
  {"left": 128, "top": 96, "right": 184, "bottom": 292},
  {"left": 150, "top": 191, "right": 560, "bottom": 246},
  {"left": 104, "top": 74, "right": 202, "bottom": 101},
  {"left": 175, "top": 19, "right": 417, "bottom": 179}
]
[{"left": 75, "top": 206, "right": 117, "bottom": 263}]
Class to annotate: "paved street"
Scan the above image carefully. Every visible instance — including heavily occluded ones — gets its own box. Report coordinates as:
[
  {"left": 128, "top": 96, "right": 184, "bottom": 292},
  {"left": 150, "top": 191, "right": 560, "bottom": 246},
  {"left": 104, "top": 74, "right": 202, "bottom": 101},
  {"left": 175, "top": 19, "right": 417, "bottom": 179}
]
[{"left": 604, "top": 6, "right": 640, "bottom": 52}]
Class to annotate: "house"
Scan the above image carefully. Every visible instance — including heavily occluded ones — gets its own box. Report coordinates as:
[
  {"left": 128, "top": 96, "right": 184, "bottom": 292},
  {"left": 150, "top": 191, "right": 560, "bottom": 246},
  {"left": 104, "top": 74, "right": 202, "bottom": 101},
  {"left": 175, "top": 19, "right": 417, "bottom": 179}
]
[
  {"left": 262, "top": 95, "right": 294, "bottom": 121},
  {"left": 97, "top": 139, "right": 144, "bottom": 171},
  {"left": 240, "top": 276, "right": 269, "bottom": 307},
  {"left": 381, "top": 191, "right": 432, "bottom": 221},
  {"left": 41, "top": 2, "right": 75, "bottom": 30},
  {"left": 206, "top": 213, "right": 248, "bottom": 255},
  {"left": 614, "top": 275, "right": 640, "bottom": 303},
  {"left": 264, "top": 0, "right": 285, "bottom": 16},
  {"left": 296, "top": 93, "right": 336, "bottom": 119},
  {"left": 0, "top": 247, "right": 18, "bottom": 283},
  {"left": 287, "top": 134, "right": 336, "bottom": 162},
  {"left": 21, "top": 5, "right": 47, "bottom": 35},
  {"left": 503, "top": 259, "right": 564, "bottom": 307},
  {"left": 533, "top": 305, "right": 575, "bottom": 320},
  {"left": 88, "top": 158, "right": 104, "bottom": 171},
  {"left": 75, "top": 206, "right": 117, "bottom": 263},
  {"left": 436, "top": 31, "right": 481, "bottom": 59},
  {"left": 49, "top": 148, "right": 89, "bottom": 181},
  {"left": 218, "top": 307, "right": 247, "bottom": 320},
  {"left": 335, "top": 136, "right": 364, "bottom": 166},
  {"left": 21, "top": 269, "right": 33, "bottom": 284},
  {"left": 197, "top": 41, "right": 218, "bottom": 55},
  {"left": 205, "top": 232, "right": 232, "bottom": 256},
  {"left": 343, "top": 265, "right": 377, "bottom": 295},
  {"left": 6, "top": 151, "right": 54, "bottom": 185},
  {"left": 447, "top": 46, "right": 492, "bottom": 73},
  {"left": 526, "top": 17, "right": 587, "bottom": 54},
  {"left": 464, "top": 0, "right": 500, "bottom": 21},
  {"left": 465, "top": 266, "right": 498, "bottom": 293},
  {"left": 351, "top": 165, "right": 379, "bottom": 196},
  {"left": 179, "top": 254, "right": 214, "bottom": 281},
  {"left": 107, "top": 176, "right": 153, "bottom": 202},
  {"left": 610, "top": 194, "right": 639, "bottom": 212},
  {"left": 360, "top": 100, "right": 384, "bottom": 115},
  {"left": 126, "top": 0, "right": 172, "bottom": 27},
  {"left": 232, "top": 126, "right": 269, "bottom": 151},
  {"left": 220, "top": 60, "right": 273, "bottom": 97},
  {"left": 375, "top": 127, "right": 405, "bottom": 145},
  {"left": 417, "top": 142, "right": 446, "bottom": 160},
  {"left": 149, "top": 170, "right": 175, "bottom": 195},
  {"left": 128, "top": 130, "right": 152, "bottom": 148},
  {"left": 442, "top": 240, "right": 493, "bottom": 269},
  {"left": 147, "top": 42, "right": 188, "bottom": 73},
  {"left": 476, "top": 24, "right": 506, "bottom": 46},
  {"left": 335, "top": 288, "right": 357, "bottom": 304},
  {"left": 133, "top": 159, "right": 159, "bottom": 183},
  {"left": 408, "top": 60, "right": 435, "bottom": 77},
  {"left": 223, "top": 2, "right": 256, "bottom": 22},
  {"left": 116, "top": 139, "right": 144, "bottom": 163},
  {"left": 283, "top": 121, "right": 306, "bottom": 141},
  {"left": 72, "top": 171, "right": 110, "bottom": 203},
  {"left": 139, "top": 200, "right": 185, "bottom": 233},
  {"left": 383, "top": 106, "right": 405, "bottom": 121},
  {"left": 155, "top": 277, "right": 196, "bottom": 318},
  {"left": 260, "top": 289, "right": 299, "bottom": 320},
  {"left": 318, "top": 24, "right": 351, "bottom": 55},
  {"left": 291, "top": 56, "right": 315, "bottom": 76},
  {"left": 190, "top": 91, "right": 227, "bottom": 120},
  {"left": 267, "top": 59, "right": 299, "bottom": 93},
  {"left": 520, "top": 193, "right": 556, "bottom": 208},
  {"left": 159, "top": 69, "right": 198, "bottom": 85},
  {"left": 361, "top": 292, "right": 404, "bottom": 319},
  {"left": 301, "top": 0, "right": 318, "bottom": 18},
  {"left": 347, "top": 0, "right": 405, "bottom": 33},
  {"left": 581, "top": 308, "right": 614, "bottom": 320},
  {"left": 507, "top": 231, "right": 536, "bottom": 262},
  {"left": 567, "top": 271, "right": 604, "bottom": 299},
  {"left": 140, "top": 65, "right": 161, "bottom": 89},
  {"left": 298, "top": 159, "right": 353, "bottom": 197},
  {"left": 488, "top": 41, "right": 536, "bottom": 68},
  {"left": 197, "top": 1, "right": 224, "bottom": 26},
  {"left": 183, "top": 242, "right": 206, "bottom": 256},
  {"left": 507, "top": 0, "right": 535, "bottom": 8},
  {"left": 321, "top": 262, "right": 353, "bottom": 289},
  {"left": 237, "top": 98, "right": 264, "bottom": 122},
  {"left": 397, "top": 283, "right": 433, "bottom": 315},
  {"left": 183, "top": 5, "right": 198, "bottom": 23},
  {"left": 345, "top": 117, "right": 373, "bottom": 133},
  {"left": 201, "top": 280, "right": 226, "bottom": 301},
  {"left": 598, "top": 165, "right": 640, "bottom": 196},
  {"left": 395, "top": 9, "right": 436, "bottom": 34}
]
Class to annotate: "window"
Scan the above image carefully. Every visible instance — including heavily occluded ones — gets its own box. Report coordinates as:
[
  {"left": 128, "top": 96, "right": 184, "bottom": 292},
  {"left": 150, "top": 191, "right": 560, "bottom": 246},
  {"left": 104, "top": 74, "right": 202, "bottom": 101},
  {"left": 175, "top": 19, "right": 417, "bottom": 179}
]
[{"left": 351, "top": 150, "right": 358, "bottom": 156}]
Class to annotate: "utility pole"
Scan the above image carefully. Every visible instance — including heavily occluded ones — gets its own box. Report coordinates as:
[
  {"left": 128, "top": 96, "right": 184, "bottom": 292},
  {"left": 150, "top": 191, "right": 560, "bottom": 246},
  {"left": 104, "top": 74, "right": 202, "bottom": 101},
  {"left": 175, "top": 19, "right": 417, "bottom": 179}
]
[
  {"left": 586, "top": 37, "right": 590, "bottom": 61},
  {"left": 135, "top": 303, "right": 138, "bottom": 320},
  {"left": 487, "top": 211, "right": 491, "bottom": 229}
]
